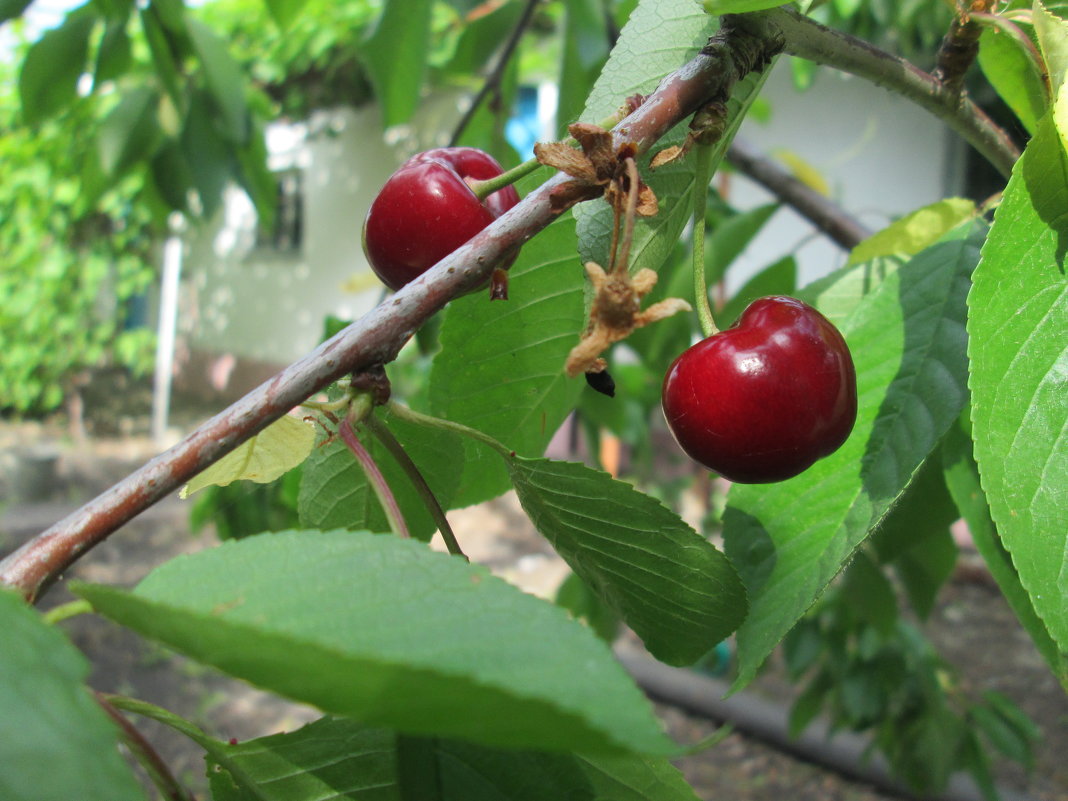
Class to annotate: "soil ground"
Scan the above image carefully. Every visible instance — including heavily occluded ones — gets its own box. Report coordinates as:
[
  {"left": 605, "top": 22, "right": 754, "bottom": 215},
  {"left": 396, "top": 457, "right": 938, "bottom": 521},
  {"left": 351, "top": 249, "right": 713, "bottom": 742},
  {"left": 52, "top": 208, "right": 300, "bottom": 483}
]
[{"left": 1, "top": 410, "right": 1065, "bottom": 801}]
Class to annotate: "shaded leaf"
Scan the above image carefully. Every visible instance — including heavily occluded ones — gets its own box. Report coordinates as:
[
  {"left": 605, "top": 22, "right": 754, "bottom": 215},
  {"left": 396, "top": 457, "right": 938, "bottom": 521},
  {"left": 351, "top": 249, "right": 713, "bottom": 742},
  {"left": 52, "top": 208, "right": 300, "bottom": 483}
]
[
  {"left": 181, "top": 414, "right": 314, "bottom": 498},
  {"left": 508, "top": 456, "right": 747, "bottom": 666},
  {"left": 18, "top": 10, "right": 96, "bottom": 126},
  {"left": 724, "top": 222, "right": 984, "bottom": 689},
  {"left": 361, "top": 0, "right": 432, "bottom": 128},
  {"left": 187, "top": 17, "right": 249, "bottom": 143},
  {"left": 76, "top": 531, "right": 675, "bottom": 755},
  {"left": 97, "top": 86, "right": 163, "bottom": 177},
  {"left": 968, "top": 111, "right": 1068, "bottom": 653},
  {"left": 0, "top": 590, "right": 144, "bottom": 801},
  {"left": 428, "top": 212, "right": 585, "bottom": 507}
]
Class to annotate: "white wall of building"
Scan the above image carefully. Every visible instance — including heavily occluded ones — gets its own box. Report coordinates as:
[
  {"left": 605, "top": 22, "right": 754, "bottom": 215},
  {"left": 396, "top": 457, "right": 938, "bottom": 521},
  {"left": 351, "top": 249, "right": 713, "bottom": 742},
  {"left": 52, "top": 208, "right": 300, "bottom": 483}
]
[
  {"left": 726, "top": 59, "right": 961, "bottom": 291},
  {"left": 182, "top": 105, "right": 401, "bottom": 366},
  {"left": 180, "top": 60, "right": 963, "bottom": 369}
]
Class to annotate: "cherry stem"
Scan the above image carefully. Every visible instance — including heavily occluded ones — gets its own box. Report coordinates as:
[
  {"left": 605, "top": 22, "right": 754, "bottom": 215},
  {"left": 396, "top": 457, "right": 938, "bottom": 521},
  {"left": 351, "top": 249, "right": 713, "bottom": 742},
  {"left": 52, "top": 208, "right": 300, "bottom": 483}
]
[
  {"left": 467, "top": 157, "right": 542, "bottom": 201},
  {"left": 469, "top": 108, "right": 638, "bottom": 204},
  {"left": 339, "top": 407, "right": 410, "bottom": 540},
  {"left": 363, "top": 414, "right": 467, "bottom": 560},
  {"left": 42, "top": 599, "right": 93, "bottom": 625},
  {"left": 386, "top": 402, "right": 513, "bottom": 460},
  {"left": 691, "top": 143, "right": 719, "bottom": 339},
  {"left": 95, "top": 693, "right": 195, "bottom": 801}
]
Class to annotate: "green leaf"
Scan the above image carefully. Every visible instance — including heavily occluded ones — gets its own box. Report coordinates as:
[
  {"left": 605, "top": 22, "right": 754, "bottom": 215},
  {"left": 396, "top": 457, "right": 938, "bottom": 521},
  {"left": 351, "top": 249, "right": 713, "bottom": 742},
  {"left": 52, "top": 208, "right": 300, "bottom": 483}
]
[
  {"left": 846, "top": 198, "right": 977, "bottom": 266},
  {"left": 840, "top": 551, "right": 897, "bottom": 636},
  {"left": 75, "top": 531, "right": 675, "bottom": 755},
  {"left": 93, "top": 18, "right": 133, "bottom": 87},
  {"left": 180, "top": 90, "right": 232, "bottom": 220},
  {"left": 428, "top": 213, "right": 585, "bottom": 507},
  {"left": 968, "top": 111, "right": 1068, "bottom": 654},
  {"left": 181, "top": 414, "right": 314, "bottom": 498},
  {"left": 941, "top": 421, "right": 1068, "bottom": 687},
  {"left": 558, "top": 0, "right": 611, "bottom": 135},
  {"left": 0, "top": 589, "right": 144, "bottom": 801},
  {"left": 444, "top": 0, "right": 524, "bottom": 76},
  {"left": 298, "top": 407, "right": 463, "bottom": 542},
  {"left": 210, "top": 716, "right": 700, "bottom": 801},
  {"left": 707, "top": 203, "right": 780, "bottom": 286},
  {"left": 719, "top": 254, "right": 796, "bottom": 327},
  {"left": 187, "top": 17, "right": 249, "bottom": 143},
  {"left": 555, "top": 571, "right": 621, "bottom": 644},
  {"left": 97, "top": 86, "right": 163, "bottom": 178},
  {"left": 18, "top": 10, "right": 97, "bottom": 126},
  {"left": 433, "top": 741, "right": 701, "bottom": 801},
  {"left": 870, "top": 456, "right": 959, "bottom": 619},
  {"left": 0, "top": 0, "right": 33, "bottom": 24},
  {"left": 262, "top": 0, "right": 308, "bottom": 30},
  {"left": 209, "top": 718, "right": 399, "bottom": 800},
  {"left": 972, "top": 705, "right": 1034, "bottom": 769},
  {"left": 701, "top": 0, "right": 788, "bottom": 13},
  {"left": 507, "top": 456, "right": 747, "bottom": 666},
  {"left": 139, "top": 6, "right": 183, "bottom": 108},
  {"left": 724, "top": 222, "right": 984, "bottom": 690},
  {"left": 361, "top": 0, "right": 432, "bottom": 128},
  {"left": 1035, "top": 0, "right": 1068, "bottom": 94},
  {"left": 977, "top": 26, "right": 1048, "bottom": 134}
]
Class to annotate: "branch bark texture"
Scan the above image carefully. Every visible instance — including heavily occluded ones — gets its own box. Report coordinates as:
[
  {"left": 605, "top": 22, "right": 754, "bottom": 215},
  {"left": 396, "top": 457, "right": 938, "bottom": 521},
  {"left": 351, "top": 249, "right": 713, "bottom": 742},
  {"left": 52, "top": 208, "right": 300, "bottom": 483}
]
[
  {"left": 764, "top": 7, "right": 1020, "bottom": 178},
  {"left": 726, "top": 138, "right": 871, "bottom": 251},
  {"left": 0, "top": 24, "right": 782, "bottom": 603}
]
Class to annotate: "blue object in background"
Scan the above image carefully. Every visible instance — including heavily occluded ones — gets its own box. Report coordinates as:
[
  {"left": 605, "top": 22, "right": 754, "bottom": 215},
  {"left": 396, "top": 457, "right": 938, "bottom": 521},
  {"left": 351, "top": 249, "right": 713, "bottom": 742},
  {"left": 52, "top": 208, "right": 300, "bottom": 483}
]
[{"left": 506, "top": 86, "right": 543, "bottom": 160}]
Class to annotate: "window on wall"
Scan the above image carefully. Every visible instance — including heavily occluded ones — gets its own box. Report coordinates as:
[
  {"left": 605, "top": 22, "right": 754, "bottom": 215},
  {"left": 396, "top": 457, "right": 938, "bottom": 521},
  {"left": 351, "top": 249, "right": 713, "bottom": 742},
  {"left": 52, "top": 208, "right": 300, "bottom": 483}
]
[{"left": 256, "top": 169, "right": 304, "bottom": 253}]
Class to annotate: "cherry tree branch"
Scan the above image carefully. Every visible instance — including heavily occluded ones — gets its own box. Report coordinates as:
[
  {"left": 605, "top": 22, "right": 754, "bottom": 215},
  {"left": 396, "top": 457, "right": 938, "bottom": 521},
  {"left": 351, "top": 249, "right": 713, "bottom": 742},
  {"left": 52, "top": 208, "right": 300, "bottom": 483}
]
[
  {"left": 763, "top": 7, "right": 1020, "bottom": 178},
  {"left": 0, "top": 17, "right": 783, "bottom": 604},
  {"left": 726, "top": 138, "right": 871, "bottom": 251}
]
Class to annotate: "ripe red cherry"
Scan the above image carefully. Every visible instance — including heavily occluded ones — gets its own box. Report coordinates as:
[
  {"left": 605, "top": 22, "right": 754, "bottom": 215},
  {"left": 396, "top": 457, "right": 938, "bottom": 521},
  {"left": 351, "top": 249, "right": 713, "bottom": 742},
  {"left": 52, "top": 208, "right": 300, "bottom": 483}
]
[
  {"left": 362, "top": 147, "right": 521, "bottom": 291},
  {"left": 662, "top": 296, "right": 857, "bottom": 483}
]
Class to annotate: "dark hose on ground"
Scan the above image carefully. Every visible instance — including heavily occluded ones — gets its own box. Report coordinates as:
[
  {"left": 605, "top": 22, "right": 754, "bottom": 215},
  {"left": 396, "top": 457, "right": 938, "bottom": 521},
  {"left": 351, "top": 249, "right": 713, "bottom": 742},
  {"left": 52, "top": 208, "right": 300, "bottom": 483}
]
[{"left": 616, "top": 646, "right": 1037, "bottom": 801}]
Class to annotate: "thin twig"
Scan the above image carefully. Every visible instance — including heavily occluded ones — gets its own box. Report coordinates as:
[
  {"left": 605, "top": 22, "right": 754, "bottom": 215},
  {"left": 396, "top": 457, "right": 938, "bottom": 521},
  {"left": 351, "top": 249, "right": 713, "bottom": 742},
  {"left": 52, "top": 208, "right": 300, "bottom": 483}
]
[
  {"left": 364, "top": 414, "right": 466, "bottom": 560},
  {"left": 338, "top": 418, "right": 410, "bottom": 539},
  {"left": 763, "top": 7, "right": 1020, "bottom": 177},
  {"left": 95, "top": 693, "right": 195, "bottom": 801},
  {"left": 726, "top": 138, "right": 871, "bottom": 251},
  {"left": 449, "top": 0, "right": 542, "bottom": 146}
]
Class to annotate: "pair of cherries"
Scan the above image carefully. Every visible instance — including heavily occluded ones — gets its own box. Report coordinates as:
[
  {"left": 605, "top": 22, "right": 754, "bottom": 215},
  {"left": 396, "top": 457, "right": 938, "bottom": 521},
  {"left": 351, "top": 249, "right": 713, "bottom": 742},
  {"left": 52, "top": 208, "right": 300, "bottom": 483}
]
[{"left": 362, "top": 147, "right": 857, "bottom": 484}]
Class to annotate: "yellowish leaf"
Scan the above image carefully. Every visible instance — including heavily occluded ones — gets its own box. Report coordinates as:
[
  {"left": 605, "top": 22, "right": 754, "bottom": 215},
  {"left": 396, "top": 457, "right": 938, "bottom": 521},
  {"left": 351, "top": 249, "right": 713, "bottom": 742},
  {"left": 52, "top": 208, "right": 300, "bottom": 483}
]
[
  {"left": 771, "top": 148, "right": 830, "bottom": 197},
  {"left": 180, "top": 414, "right": 316, "bottom": 498},
  {"left": 847, "top": 198, "right": 977, "bottom": 267}
]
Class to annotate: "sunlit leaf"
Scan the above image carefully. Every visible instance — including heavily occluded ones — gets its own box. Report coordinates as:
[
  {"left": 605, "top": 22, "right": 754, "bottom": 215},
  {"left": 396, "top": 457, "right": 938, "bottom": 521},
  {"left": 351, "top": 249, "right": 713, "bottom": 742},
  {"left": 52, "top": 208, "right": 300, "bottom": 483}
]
[
  {"left": 76, "top": 531, "right": 675, "bottom": 755},
  {"left": 847, "top": 198, "right": 977, "bottom": 266},
  {"left": 968, "top": 111, "right": 1068, "bottom": 654}
]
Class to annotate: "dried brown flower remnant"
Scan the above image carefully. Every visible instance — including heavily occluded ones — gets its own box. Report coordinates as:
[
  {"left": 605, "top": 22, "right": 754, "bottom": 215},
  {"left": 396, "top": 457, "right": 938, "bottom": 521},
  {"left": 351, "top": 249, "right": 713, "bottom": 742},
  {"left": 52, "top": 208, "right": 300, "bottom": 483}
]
[
  {"left": 534, "top": 123, "right": 659, "bottom": 216},
  {"left": 563, "top": 157, "right": 690, "bottom": 378},
  {"left": 564, "top": 262, "right": 690, "bottom": 377}
]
